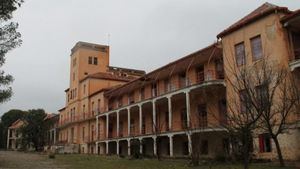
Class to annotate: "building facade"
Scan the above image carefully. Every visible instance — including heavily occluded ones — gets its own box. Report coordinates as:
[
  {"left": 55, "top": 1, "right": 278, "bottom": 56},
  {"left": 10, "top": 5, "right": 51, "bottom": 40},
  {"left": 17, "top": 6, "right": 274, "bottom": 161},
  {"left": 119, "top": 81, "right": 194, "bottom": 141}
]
[
  {"left": 7, "top": 119, "right": 25, "bottom": 150},
  {"left": 58, "top": 3, "right": 300, "bottom": 160}
]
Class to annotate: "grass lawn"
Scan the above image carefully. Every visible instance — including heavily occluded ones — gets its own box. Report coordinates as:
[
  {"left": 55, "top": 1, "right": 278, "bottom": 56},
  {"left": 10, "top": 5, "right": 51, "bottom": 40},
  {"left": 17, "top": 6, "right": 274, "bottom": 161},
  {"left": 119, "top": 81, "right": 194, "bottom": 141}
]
[{"left": 53, "top": 154, "right": 296, "bottom": 169}]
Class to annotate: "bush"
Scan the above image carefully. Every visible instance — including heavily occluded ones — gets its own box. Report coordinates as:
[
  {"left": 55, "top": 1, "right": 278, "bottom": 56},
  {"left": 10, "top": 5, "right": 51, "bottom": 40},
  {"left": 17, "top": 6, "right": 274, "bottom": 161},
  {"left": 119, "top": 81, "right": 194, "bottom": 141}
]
[{"left": 48, "top": 153, "right": 55, "bottom": 159}]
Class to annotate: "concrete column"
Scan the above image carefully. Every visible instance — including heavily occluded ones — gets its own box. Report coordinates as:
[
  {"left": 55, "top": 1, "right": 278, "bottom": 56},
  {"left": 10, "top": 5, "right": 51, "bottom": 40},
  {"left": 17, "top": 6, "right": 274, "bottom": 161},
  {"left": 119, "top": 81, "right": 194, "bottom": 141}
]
[
  {"left": 168, "top": 96, "right": 172, "bottom": 130},
  {"left": 106, "top": 141, "right": 109, "bottom": 155},
  {"left": 185, "top": 91, "right": 191, "bottom": 128},
  {"left": 106, "top": 114, "right": 109, "bottom": 138},
  {"left": 139, "top": 138, "right": 143, "bottom": 154},
  {"left": 127, "top": 139, "right": 131, "bottom": 156},
  {"left": 127, "top": 108, "right": 131, "bottom": 136},
  {"left": 169, "top": 135, "right": 173, "bottom": 157},
  {"left": 152, "top": 100, "right": 156, "bottom": 132},
  {"left": 153, "top": 136, "right": 157, "bottom": 156},
  {"left": 139, "top": 105, "right": 142, "bottom": 134},
  {"left": 187, "top": 134, "right": 192, "bottom": 156},
  {"left": 7, "top": 128, "right": 10, "bottom": 149},
  {"left": 96, "top": 117, "right": 99, "bottom": 140},
  {"left": 116, "top": 111, "right": 119, "bottom": 137},
  {"left": 116, "top": 141, "right": 119, "bottom": 155}
]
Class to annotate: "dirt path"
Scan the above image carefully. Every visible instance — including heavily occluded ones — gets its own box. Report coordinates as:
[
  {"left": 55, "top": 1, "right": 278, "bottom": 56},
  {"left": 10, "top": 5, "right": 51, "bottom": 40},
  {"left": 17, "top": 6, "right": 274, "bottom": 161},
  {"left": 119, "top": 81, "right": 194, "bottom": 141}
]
[{"left": 0, "top": 151, "right": 65, "bottom": 169}]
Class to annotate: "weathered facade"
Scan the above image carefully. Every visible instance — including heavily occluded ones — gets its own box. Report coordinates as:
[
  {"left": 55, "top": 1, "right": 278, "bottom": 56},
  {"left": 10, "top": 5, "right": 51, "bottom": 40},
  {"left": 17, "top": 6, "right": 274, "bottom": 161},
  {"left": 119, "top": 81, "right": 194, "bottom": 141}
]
[{"left": 57, "top": 3, "right": 300, "bottom": 161}]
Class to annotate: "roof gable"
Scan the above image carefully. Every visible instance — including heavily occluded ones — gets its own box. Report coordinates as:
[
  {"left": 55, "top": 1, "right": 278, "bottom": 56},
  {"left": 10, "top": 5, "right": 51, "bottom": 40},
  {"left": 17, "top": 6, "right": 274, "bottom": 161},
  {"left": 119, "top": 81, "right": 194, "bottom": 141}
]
[{"left": 217, "top": 2, "right": 291, "bottom": 38}]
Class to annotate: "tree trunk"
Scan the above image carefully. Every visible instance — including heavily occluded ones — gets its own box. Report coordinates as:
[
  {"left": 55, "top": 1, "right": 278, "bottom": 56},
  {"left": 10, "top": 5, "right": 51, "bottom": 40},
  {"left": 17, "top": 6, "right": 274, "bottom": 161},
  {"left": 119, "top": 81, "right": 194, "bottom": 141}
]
[{"left": 273, "top": 136, "right": 285, "bottom": 167}]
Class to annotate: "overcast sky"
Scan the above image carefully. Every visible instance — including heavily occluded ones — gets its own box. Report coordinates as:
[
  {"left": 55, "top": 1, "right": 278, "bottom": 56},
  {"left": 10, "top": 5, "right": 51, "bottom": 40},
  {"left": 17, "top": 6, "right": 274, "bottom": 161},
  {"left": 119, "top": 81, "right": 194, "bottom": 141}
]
[{"left": 0, "top": 0, "right": 299, "bottom": 116}]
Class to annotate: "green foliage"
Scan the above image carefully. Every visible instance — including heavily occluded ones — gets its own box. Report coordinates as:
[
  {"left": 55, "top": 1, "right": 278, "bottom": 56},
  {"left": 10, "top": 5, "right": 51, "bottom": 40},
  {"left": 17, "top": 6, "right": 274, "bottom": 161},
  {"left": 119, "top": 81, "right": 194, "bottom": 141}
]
[
  {"left": 0, "top": 0, "right": 23, "bottom": 104},
  {"left": 20, "top": 109, "right": 47, "bottom": 151},
  {"left": 0, "top": 109, "right": 26, "bottom": 148}
]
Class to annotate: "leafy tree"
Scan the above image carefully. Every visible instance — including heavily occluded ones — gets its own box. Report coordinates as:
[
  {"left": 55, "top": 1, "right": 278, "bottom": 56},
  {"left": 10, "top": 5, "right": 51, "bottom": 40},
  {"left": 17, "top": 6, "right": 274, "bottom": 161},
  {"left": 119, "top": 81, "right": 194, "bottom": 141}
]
[
  {"left": 0, "top": 109, "right": 26, "bottom": 148},
  {"left": 20, "top": 109, "right": 47, "bottom": 151},
  {"left": 0, "top": 0, "right": 23, "bottom": 103}
]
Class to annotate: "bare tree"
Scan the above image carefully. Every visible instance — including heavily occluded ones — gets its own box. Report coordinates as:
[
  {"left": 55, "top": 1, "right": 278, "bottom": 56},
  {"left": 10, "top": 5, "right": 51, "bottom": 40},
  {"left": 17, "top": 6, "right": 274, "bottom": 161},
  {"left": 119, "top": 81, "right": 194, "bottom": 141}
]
[{"left": 252, "top": 60, "right": 300, "bottom": 167}]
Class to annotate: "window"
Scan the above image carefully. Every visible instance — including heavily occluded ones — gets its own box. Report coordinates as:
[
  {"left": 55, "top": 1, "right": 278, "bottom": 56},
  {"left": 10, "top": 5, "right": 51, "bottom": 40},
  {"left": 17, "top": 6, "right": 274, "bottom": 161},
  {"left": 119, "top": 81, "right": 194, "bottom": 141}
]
[
  {"left": 179, "top": 72, "right": 187, "bottom": 88},
  {"left": 219, "top": 99, "right": 227, "bottom": 125},
  {"left": 235, "top": 42, "right": 246, "bottom": 66},
  {"left": 118, "top": 98, "right": 123, "bottom": 107},
  {"left": 129, "top": 92, "right": 134, "bottom": 104},
  {"left": 83, "top": 84, "right": 86, "bottom": 94},
  {"left": 130, "top": 118, "right": 135, "bottom": 135},
  {"left": 92, "top": 101, "right": 95, "bottom": 116},
  {"left": 165, "top": 111, "right": 169, "bottom": 131},
  {"left": 82, "top": 127, "right": 85, "bottom": 141},
  {"left": 151, "top": 83, "right": 158, "bottom": 97},
  {"left": 256, "top": 85, "right": 268, "bottom": 110},
  {"left": 164, "top": 79, "right": 170, "bottom": 93},
  {"left": 88, "top": 56, "right": 93, "bottom": 64},
  {"left": 259, "top": 133, "right": 272, "bottom": 152},
  {"left": 73, "top": 72, "right": 75, "bottom": 81},
  {"left": 196, "top": 66, "right": 205, "bottom": 83},
  {"left": 97, "top": 99, "right": 101, "bottom": 113},
  {"left": 181, "top": 108, "right": 187, "bottom": 129},
  {"left": 140, "top": 87, "right": 145, "bottom": 100},
  {"left": 197, "top": 104, "right": 207, "bottom": 127},
  {"left": 251, "top": 35, "right": 263, "bottom": 61},
  {"left": 94, "top": 57, "right": 98, "bottom": 65},
  {"left": 240, "top": 89, "right": 249, "bottom": 113},
  {"left": 200, "top": 140, "right": 209, "bottom": 155}
]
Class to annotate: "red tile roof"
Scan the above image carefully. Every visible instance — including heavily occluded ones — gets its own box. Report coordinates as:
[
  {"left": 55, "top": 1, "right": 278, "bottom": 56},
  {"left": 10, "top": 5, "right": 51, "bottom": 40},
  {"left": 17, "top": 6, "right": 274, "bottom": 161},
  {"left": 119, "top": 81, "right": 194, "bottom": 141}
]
[
  {"left": 281, "top": 9, "right": 300, "bottom": 23},
  {"left": 104, "top": 43, "right": 222, "bottom": 98},
  {"left": 80, "top": 72, "right": 137, "bottom": 83},
  {"left": 217, "top": 2, "right": 291, "bottom": 38},
  {"left": 9, "top": 119, "right": 25, "bottom": 129}
]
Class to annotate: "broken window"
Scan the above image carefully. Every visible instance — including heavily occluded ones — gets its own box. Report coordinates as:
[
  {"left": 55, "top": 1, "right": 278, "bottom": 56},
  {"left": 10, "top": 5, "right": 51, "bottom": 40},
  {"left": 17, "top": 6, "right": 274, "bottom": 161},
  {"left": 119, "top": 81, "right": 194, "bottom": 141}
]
[
  {"left": 251, "top": 35, "right": 263, "bottom": 61},
  {"left": 235, "top": 42, "right": 246, "bottom": 66}
]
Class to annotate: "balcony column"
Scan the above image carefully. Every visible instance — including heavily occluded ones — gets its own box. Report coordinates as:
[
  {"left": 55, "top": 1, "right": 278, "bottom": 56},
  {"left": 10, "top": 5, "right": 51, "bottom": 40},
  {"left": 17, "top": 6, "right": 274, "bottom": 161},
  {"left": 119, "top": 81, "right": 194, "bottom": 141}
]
[
  {"left": 96, "top": 116, "right": 99, "bottom": 140},
  {"left": 167, "top": 96, "right": 172, "bottom": 130},
  {"left": 106, "top": 141, "right": 109, "bottom": 155},
  {"left": 153, "top": 136, "right": 157, "bottom": 156},
  {"left": 139, "top": 138, "right": 143, "bottom": 154},
  {"left": 187, "top": 134, "right": 192, "bottom": 156},
  {"left": 169, "top": 135, "right": 173, "bottom": 157},
  {"left": 152, "top": 100, "right": 156, "bottom": 132},
  {"left": 139, "top": 105, "right": 142, "bottom": 134},
  {"left": 185, "top": 91, "right": 191, "bottom": 128},
  {"left": 116, "top": 140, "right": 119, "bottom": 155},
  {"left": 106, "top": 114, "right": 109, "bottom": 138},
  {"left": 127, "top": 108, "right": 131, "bottom": 136},
  {"left": 127, "top": 139, "right": 131, "bottom": 156},
  {"left": 7, "top": 128, "right": 10, "bottom": 149},
  {"left": 116, "top": 111, "right": 119, "bottom": 137}
]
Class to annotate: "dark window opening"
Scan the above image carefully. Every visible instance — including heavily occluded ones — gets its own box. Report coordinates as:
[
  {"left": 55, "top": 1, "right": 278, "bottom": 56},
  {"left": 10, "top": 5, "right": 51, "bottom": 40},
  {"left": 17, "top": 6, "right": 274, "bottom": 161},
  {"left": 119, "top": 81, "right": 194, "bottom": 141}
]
[
  {"left": 197, "top": 104, "right": 207, "bottom": 128},
  {"left": 181, "top": 108, "right": 187, "bottom": 129},
  {"left": 200, "top": 140, "right": 208, "bottom": 155},
  {"left": 259, "top": 133, "right": 272, "bottom": 152},
  {"left": 196, "top": 65, "right": 205, "bottom": 83}
]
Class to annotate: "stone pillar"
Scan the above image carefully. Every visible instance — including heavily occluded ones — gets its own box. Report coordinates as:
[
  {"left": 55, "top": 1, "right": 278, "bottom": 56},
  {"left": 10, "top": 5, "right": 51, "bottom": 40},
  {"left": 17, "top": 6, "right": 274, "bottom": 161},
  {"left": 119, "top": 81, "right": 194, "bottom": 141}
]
[
  {"left": 169, "top": 135, "right": 173, "bottom": 157},
  {"left": 7, "top": 128, "right": 10, "bottom": 149},
  {"left": 116, "top": 111, "right": 119, "bottom": 137},
  {"left": 185, "top": 91, "right": 191, "bottom": 128},
  {"left": 167, "top": 96, "right": 172, "bottom": 130},
  {"left": 187, "top": 134, "right": 192, "bottom": 156},
  {"left": 106, "top": 141, "right": 109, "bottom": 155},
  {"left": 127, "top": 108, "right": 131, "bottom": 136},
  {"left": 139, "top": 105, "right": 142, "bottom": 134},
  {"left": 106, "top": 114, "right": 109, "bottom": 138},
  {"left": 139, "top": 138, "right": 143, "bottom": 154},
  {"left": 116, "top": 141, "right": 119, "bottom": 155},
  {"left": 152, "top": 100, "right": 156, "bottom": 132},
  {"left": 127, "top": 139, "right": 131, "bottom": 156},
  {"left": 153, "top": 136, "right": 157, "bottom": 156}
]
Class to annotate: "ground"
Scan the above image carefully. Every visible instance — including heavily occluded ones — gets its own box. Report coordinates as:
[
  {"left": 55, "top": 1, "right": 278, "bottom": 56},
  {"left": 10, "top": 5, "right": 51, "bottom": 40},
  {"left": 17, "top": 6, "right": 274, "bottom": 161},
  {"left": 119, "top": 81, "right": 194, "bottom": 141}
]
[{"left": 0, "top": 151, "right": 297, "bottom": 169}]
